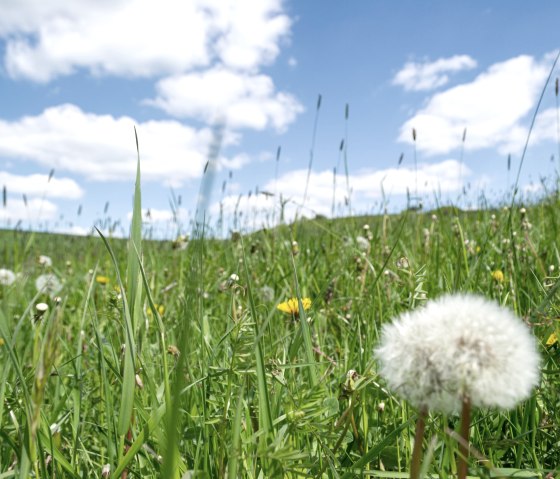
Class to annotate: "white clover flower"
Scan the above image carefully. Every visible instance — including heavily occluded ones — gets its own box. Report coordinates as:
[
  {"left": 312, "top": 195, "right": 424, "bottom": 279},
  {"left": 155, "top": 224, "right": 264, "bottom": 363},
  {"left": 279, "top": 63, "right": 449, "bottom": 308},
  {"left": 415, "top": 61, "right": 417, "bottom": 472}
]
[
  {"left": 0, "top": 268, "right": 16, "bottom": 286},
  {"left": 375, "top": 294, "right": 540, "bottom": 413},
  {"left": 35, "top": 273, "right": 63, "bottom": 297}
]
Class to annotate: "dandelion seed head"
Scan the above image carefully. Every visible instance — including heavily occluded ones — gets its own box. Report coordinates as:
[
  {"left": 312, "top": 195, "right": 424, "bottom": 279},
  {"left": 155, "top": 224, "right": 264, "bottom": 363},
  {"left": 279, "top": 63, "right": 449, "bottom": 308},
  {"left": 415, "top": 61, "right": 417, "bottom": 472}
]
[
  {"left": 260, "top": 285, "right": 275, "bottom": 302},
  {"left": 35, "top": 273, "right": 62, "bottom": 297},
  {"left": 375, "top": 294, "right": 540, "bottom": 413},
  {"left": 356, "top": 235, "right": 370, "bottom": 252},
  {"left": 38, "top": 255, "right": 53, "bottom": 267},
  {"left": 0, "top": 268, "right": 16, "bottom": 286}
]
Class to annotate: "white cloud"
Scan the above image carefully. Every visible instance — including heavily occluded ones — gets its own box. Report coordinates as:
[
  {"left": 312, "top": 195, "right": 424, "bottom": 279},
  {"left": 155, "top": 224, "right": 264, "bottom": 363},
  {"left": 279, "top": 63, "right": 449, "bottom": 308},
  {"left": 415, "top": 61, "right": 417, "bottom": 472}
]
[
  {"left": 1, "top": 0, "right": 290, "bottom": 81},
  {"left": 148, "top": 67, "right": 303, "bottom": 131},
  {"left": 126, "top": 207, "right": 189, "bottom": 224},
  {"left": 213, "top": 160, "right": 473, "bottom": 229},
  {"left": 0, "top": 104, "right": 248, "bottom": 185},
  {"left": 398, "top": 54, "right": 552, "bottom": 155},
  {"left": 0, "top": 196, "right": 58, "bottom": 222},
  {"left": 0, "top": 171, "right": 83, "bottom": 199},
  {"left": 393, "top": 55, "right": 477, "bottom": 91},
  {"left": 57, "top": 225, "right": 92, "bottom": 236},
  {"left": 1, "top": 1, "right": 302, "bottom": 148}
]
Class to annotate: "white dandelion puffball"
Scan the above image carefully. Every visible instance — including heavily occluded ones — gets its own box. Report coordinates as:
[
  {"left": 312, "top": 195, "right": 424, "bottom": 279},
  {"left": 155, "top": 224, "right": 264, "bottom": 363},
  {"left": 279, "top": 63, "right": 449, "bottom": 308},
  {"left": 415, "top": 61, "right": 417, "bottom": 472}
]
[
  {"left": 35, "top": 273, "right": 63, "bottom": 297},
  {"left": 375, "top": 294, "right": 540, "bottom": 413},
  {"left": 0, "top": 268, "right": 16, "bottom": 286},
  {"left": 38, "top": 255, "right": 53, "bottom": 267}
]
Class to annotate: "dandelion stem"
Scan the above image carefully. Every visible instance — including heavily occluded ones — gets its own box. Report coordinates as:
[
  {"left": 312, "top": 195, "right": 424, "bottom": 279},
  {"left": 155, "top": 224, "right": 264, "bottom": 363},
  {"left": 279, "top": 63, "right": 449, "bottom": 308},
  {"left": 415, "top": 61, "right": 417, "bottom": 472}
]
[
  {"left": 458, "top": 395, "right": 471, "bottom": 479},
  {"left": 409, "top": 406, "right": 428, "bottom": 479}
]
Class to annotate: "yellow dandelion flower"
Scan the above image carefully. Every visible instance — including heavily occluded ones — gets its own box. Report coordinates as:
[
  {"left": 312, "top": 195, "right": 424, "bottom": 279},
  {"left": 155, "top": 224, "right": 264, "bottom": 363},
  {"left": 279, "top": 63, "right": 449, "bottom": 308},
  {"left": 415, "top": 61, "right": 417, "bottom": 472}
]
[
  {"left": 96, "top": 275, "right": 110, "bottom": 285},
  {"left": 277, "top": 297, "right": 311, "bottom": 316},
  {"left": 546, "top": 331, "right": 557, "bottom": 347},
  {"left": 147, "top": 303, "right": 165, "bottom": 317},
  {"left": 491, "top": 270, "right": 504, "bottom": 283}
]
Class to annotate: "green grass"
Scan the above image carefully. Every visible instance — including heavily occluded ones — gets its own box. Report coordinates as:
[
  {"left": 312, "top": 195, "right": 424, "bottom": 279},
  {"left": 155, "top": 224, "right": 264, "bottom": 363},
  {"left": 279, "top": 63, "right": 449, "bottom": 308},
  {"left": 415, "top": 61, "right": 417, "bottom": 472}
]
[{"left": 0, "top": 190, "right": 559, "bottom": 477}]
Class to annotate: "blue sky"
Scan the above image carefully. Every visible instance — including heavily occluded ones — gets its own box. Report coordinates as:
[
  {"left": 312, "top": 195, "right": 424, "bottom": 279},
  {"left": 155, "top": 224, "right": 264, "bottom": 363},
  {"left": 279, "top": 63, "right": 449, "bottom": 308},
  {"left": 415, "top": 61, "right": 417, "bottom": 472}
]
[{"left": 0, "top": 1, "right": 559, "bottom": 237}]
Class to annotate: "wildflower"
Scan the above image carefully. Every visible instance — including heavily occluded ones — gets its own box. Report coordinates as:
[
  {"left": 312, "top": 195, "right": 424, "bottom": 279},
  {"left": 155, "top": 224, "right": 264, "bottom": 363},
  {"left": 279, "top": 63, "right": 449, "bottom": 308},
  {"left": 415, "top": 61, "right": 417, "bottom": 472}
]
[
  {"left": 101, "top": 464, "right": 111, "bottom": 478},
  {"left": 50, "top": 422, "right": 61, "bottom": 435},
  {"left": 35, "top": 273, "right": 62, "bottom": 297},
  {"left": 546, "top": 331, "right": 557, "bottom": 347},
  {"left": 375, "top": 294, "right": 539, "bottom": 413},
  {"left": 167, "top": 345, "right": 180, "bottom": 356},
  {"left": 147, "top": 303, "right": 165, "bottom": 317},
  {"left": 0, "top": 338, "right": 4, "bottom": 346},
  {"left": 225, "top": 273, "right": 240, "bottom": 288},
  {"left": 36, "top": 302, "right": 49, "bottom": 314},
  {"left": 172, "top": 234, "right": 189, "bottom": 250},
  {"left": 491, "top": 270, "right": 505, "bottom": 283},
  {"left": 355, "top": 235, "right": 370, "bottom": 252},
  {"left": 0, "top": 268, "right": 16, "bottom": 286},
  {"left": 396, "top": 256, "right": 410, "bottom": 269},
  {"left": 376, "top": 295, "right": 540, "bottom": 479},
  {"left": 38, "top": 255, "right": 53, "bottom": 267},
  {"left": 277, "top": 297, "right": 311, "bottom": 316},
  {"left": 95, "top": 275, "right": 110, "bottom": 285},
  {"left": 291, "top": 240, "right": 299, "bottom": 256},
  {"left": 260, "top": 285, "right": 275, "bottom": 302}
]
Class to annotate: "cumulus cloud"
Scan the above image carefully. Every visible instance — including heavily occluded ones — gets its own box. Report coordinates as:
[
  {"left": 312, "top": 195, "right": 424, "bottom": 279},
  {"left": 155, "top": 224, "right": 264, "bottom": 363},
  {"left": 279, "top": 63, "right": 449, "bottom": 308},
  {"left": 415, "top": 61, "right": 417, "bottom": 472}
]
[
  {"left": 0, "top": 104, "right": 249, "bottom": 185},
  {"left": 0, "top": 196, "right": 58, "bottom": 222},
  {"left": 393, "top": 55, "right": 477, "bottom": 91},
  {"left": 148, "top": 67, "right": 303, "bottom": 131},
  {"left": 398, "top": 54, "right": 552, "bottom": 155},
  {"left": 1, "top": 0, "right": 290, "bottom": 81},
  {"left": 0, "top": 171, "right": 83, "bottom": 199},
  {"left": 213, "top": 160, "right": 473, "bottom": 229},
  {"left": 126, "top": 207, "right": 189, "bottom": 224}
]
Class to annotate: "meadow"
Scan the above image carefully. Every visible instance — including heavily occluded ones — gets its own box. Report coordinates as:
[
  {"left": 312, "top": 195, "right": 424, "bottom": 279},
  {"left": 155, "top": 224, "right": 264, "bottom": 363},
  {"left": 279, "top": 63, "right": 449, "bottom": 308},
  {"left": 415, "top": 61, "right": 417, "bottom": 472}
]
[{"left": 0, "top": 164, "right": 559, "bottom": 479}]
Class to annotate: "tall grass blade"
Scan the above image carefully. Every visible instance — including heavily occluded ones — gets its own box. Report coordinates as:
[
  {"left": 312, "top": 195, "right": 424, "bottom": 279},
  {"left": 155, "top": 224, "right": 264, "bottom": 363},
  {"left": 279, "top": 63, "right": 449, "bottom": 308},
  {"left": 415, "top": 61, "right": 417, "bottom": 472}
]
[{"left": 95, "top": 228, "right": 137, "bottom": 439}]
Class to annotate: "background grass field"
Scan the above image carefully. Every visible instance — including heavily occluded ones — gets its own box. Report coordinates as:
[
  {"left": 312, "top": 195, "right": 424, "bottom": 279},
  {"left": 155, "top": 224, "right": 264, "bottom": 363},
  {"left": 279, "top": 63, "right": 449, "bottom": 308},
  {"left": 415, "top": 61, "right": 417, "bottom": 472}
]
[{"left": 0, "top": 176, "right": 559, "bottom": 477}]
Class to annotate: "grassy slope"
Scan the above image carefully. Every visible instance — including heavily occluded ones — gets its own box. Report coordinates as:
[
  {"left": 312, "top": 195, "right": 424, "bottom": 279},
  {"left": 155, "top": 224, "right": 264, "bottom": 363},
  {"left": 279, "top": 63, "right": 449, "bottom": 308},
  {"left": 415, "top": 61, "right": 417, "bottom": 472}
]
[{"left": 0, "top": 197, "right": 559, "bottom": 477}]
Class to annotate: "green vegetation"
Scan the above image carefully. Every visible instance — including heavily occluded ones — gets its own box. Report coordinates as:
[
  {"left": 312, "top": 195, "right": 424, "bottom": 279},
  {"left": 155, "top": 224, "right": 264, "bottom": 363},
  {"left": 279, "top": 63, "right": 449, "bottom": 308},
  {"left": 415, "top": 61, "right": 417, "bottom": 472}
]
[{"left": 0, "top": 188, "right": 559, "bottom": 477}]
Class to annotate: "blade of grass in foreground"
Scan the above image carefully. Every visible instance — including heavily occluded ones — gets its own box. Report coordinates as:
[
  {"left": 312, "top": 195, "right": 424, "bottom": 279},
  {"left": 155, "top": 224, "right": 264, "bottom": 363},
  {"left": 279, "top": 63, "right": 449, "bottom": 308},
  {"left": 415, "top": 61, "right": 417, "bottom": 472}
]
[
  {"left": 289, "top": 251, "right": 318, "bottom": 387},
  {"left": 242, "top": 239, "right": 274, "bottom": 435},
  {"left": 95, "top": 229, "right": 137, "bottom": 450},
  {"left": 127, "top": 127, "right": 143, "bottom": 333},
  {"left": 162, "top": 121, "right": 224, "bottom": 478}
]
